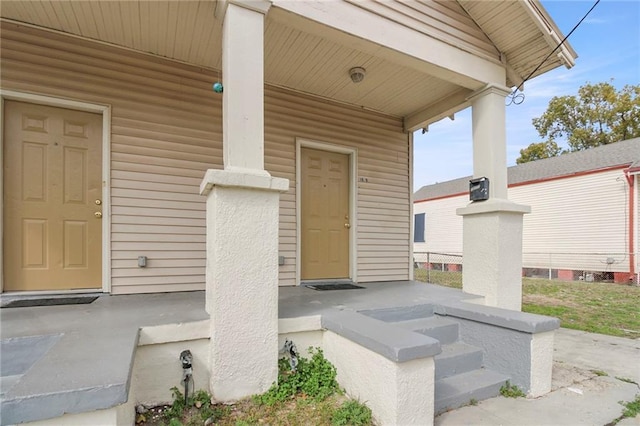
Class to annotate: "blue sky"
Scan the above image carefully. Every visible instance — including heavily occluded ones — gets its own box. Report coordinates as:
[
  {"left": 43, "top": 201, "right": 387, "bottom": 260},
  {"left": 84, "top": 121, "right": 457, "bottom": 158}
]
[{"left": 412, "top": 0, "right": 640, "bottom": 190}]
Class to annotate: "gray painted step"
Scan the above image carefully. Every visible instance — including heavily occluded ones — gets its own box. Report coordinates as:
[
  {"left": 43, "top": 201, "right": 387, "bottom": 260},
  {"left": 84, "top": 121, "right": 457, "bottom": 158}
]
[
  {"left": 358, "top": 304, "right": 434, "bottom": 322},
  {"left": 434, "top": 343, "right": 484, "bottom": 380},
  {"left": 392, "top": 316, "right": 459, "bottom": 344},
  {"left": 435, "top": 369, "right": 510, "bottom": 415}
]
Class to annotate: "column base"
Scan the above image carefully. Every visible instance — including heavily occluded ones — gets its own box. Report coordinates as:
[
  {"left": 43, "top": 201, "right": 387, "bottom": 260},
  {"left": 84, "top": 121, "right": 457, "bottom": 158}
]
[
  {"left": 457, "top": 198, "right": 530, "bottom": 311},
  {"left": 201, "top": 169, "right": 289, "bottom": 401}
]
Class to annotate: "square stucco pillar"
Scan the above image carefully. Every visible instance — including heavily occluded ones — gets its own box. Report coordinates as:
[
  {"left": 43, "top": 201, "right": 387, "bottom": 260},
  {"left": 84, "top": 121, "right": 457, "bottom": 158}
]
[
  {"left": 199, "top": 0, "right": 290, "bottom": 401},
  {"left": 200, "top": 172, "right": 288, "bottom": 401},
  {"left": 457, "top": 84, "right": 530, "bottom": 311}
]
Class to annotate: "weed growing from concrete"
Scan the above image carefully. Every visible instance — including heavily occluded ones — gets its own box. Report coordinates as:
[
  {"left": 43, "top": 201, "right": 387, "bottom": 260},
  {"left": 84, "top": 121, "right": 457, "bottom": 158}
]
[
  {"left": 255, "top": 347, "right": 340, "bottom": 405},
  {"left": 500, "top": 381, "right": 526, "bottom": 398},
  {"left": 469, "top": 398, "right": 478, "bottom": 406},
  {"left": 331, "top": 399, "right": 372, "bottom": 425},
  {"left": 592, "top": 370, "right": 608, "bottom": 376},
  {"left": 622, "top": 395, "right": 640, "bottom": 419},
  {"left": 160, "top": 388, "right": 227, "bottom": 425},
  {"left": 605, "top": 394, "right": 640, "bottom": 426},
  {"left": 615, "top": 377, "right": 638, "bottom": 385}
]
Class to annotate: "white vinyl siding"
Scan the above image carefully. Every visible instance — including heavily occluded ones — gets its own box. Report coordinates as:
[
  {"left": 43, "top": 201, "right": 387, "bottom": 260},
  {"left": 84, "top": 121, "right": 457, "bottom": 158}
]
[
  {"left": 413, "top": 194, "right": 466, "bottom": 257},
  {"left": 1, "top": 23, "right": 410, "bottom": 293},
  {"left": 512, "top": 169, "right": 631, "bottom": 272}
]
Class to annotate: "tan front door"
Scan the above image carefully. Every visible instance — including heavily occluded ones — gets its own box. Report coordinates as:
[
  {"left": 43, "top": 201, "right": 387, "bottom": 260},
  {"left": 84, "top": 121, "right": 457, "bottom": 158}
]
[
  {"left": 3, "top": 101, "right": 103, "bottom": 291},
  {"left": 301, "top": 147, "right": 350, "bottom": 280}
]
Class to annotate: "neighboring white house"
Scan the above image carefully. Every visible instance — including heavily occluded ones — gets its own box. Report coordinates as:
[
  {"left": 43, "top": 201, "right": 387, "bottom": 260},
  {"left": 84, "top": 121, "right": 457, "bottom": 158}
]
[{"left": 414, "top": 138, "right": 640, "bottom": 284}]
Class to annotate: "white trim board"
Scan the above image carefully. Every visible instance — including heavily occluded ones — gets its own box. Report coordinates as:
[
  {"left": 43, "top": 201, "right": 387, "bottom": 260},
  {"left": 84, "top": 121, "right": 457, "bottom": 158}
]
[
  {"left": 295, "top": 138, "right": 358, "bottom": 285},
  {"left": 0, "top": 90, "right": 112, "bottom": 294}
]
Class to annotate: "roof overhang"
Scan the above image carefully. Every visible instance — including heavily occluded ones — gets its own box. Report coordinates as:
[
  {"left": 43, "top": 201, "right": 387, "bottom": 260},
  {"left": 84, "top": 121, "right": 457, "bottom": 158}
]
[{"left": 0, "top": 0, "right": 576, "bottom": 132}]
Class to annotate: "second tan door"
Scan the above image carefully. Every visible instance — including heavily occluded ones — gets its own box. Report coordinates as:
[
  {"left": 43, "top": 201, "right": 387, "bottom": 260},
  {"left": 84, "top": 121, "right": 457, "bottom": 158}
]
[
  {"left": 3, "top": 101, "right": 103, "bottom": 292},
  {"left": 301, "top": 148, "right": 350, "bottom": 280}
]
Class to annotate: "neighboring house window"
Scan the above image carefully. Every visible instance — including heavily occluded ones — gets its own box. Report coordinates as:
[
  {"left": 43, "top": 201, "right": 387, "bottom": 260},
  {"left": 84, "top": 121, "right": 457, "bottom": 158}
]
[{"left": 414, "top": 213, "right": 425, "bottom": 243}]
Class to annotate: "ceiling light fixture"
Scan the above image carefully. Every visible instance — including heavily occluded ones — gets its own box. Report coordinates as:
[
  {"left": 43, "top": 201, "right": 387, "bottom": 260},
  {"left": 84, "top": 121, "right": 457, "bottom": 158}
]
[{"left": 349, "top": 67, "right": 366, "bottom": 83}]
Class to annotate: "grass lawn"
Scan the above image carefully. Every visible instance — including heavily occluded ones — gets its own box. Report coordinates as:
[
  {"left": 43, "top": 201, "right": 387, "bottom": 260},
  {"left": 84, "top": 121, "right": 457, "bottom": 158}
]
[{"left": 414, "top": 269, "right": 640, "bottom": 339}]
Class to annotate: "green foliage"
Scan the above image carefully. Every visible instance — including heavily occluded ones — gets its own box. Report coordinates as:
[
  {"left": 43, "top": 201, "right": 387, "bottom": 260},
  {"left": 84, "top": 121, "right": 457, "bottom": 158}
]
[
  {"left": 167, "top": 418, "right": 183, "bottom": 426},
  {"left": 592, "top": 370, "right": 608, "bottom": 377},
  {"left": 469, "top": 398, "right": 478, "bottom": 406},
  {"left": 164, "top": 387, "right": 187, "bottom": 421},
  {"left": 163, "top": 387, "right": 225, "bottom": 425},
  {"left": 517, "top": 81, "right": 640, "bottom": 164},
  {"left": 516, "top": 140, "right": 561, "bottom": 164},
  {"left": 331, "top": 400, "right": 373, "bottom": 426},
  {"left": 621, "top": 395, "right": 640, "bottom": 419},
  {"left": 500, "top": 381, "right": 525, "bottom": 398},
  {"left": 608, "top": 395, "right": 640, "bottom": 425},
  {"left": 255, "top": 347, "right": 339, "bottom": 406}
]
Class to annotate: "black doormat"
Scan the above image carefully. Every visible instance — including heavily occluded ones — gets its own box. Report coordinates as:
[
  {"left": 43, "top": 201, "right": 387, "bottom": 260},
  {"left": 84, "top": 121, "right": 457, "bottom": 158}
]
[
  {"left": 306, "top": 283, "right": 364, "bottom": 291},
  {"left": 1, "top": 296, "right": 99, "bottom": 308}
]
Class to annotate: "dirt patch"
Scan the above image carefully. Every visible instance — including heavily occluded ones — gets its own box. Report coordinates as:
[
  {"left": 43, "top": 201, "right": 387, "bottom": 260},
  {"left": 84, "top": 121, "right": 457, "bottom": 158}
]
[
  {"left": 551, "top": 362, "right": 618, "bottom": 393},
  {"left": 137, "top": 394, "right": 356, "bottom": 426},
  {"left": 523, "top": 294, "right": 580, "bottom": 308},
  {"left": 551, "top": 362, "right": 597, "bottom": 391}
]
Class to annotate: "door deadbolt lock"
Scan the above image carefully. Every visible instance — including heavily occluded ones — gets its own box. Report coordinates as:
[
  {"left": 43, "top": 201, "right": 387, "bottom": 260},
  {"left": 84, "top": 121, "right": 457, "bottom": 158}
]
[
  {"left": 95, "top": 199, "right": 102, "bottom": 205},
  {"left": 95, "top": 212, "right": 103, "bottom": 218}
]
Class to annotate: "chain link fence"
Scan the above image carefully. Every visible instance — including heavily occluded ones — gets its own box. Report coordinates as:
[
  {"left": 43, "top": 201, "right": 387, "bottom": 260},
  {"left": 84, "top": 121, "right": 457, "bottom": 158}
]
[
  {"left": 414, "top": 251, "right": 640, "bottom": 286},
  {"left": 414, "top": 252, "right": 463, "bottom": 288}
]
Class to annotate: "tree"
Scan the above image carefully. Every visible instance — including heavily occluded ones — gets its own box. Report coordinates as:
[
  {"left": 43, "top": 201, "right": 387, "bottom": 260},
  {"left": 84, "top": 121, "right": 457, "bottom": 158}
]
[
  {"left": 516, "top": 141, "right": 561, "bottom": 164},
  {"left": 516, "top": 82, "right": 640, "bottom": 163}
]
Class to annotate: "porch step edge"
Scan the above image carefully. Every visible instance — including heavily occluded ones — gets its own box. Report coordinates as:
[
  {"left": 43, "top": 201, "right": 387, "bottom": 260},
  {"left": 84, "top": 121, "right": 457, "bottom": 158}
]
[
  {"left": 357, "top": 304, "right": 434, "bottom": 322},
  {"left": 435, "top": 342, "right": 484, "bottom": 380},
  {"left": 392, "top": 316, "right": 459, "bottom": 344},
  {"left": 321, "top": 309, "right": 441, "bottom": 363},
  {"left": 435, "top": 369, "right": 509, "bottom": 415}
]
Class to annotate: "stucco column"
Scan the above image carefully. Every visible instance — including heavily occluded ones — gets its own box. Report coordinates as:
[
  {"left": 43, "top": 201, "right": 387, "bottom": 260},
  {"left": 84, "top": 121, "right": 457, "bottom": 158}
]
[
  {"left": 457, "top": 84, "right": 530, "bottom": 311},
  {"left": 222, "top": 0, "right": 270, "bottom": 174},
  {"left": 200, "top": 0, "right": 290, "bottom": 402}
]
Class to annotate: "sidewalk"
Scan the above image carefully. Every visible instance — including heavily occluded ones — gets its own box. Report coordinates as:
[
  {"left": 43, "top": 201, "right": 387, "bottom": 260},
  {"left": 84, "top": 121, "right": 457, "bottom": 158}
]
[{"left": 436, "top": 328, "right": 640, "bottom": 426}]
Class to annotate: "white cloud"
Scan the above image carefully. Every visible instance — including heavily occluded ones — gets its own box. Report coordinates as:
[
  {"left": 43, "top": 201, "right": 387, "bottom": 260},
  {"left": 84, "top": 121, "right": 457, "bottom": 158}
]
[{"left": 583, "top": 17, "right": 608, "bottom": 24}]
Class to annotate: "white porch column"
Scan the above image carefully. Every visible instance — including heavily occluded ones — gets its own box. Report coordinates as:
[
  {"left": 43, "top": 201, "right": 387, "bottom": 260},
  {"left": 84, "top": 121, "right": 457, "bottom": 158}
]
[
  {"left": 457, "top": 84, "right": 530, "bottom": 311},
  {"left": 200, "top": 0, "right": 289, "bottom": 402}
]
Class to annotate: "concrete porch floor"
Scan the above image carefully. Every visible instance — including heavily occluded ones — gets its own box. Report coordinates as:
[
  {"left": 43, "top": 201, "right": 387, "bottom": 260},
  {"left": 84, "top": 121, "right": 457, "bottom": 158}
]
[
  {"left": 1, "top": 281, "right": 638, "bottom": 425},
  {"left": 0, "top": 281, "right": 473, "bottom": 425}
]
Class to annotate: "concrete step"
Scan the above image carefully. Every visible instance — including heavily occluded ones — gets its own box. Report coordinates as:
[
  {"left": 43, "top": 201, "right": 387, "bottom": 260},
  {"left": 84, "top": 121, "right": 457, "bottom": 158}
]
[
  {"left": 435, "top": 369, "right": 510, "bottom": 415},
  {"left": 357, "top": 304, "right": 434, "bottom": 322},
  {"left": 392, "top": 316, "right": 459, "bottom": 344},
  {"left": 434, "top": 343, "right": 484, "bottom": 380}
]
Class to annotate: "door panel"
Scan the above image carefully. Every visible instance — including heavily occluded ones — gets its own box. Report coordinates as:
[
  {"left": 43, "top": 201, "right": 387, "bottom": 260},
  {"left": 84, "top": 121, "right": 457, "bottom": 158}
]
[
  {"left": 301, "top": 148, "right": 350, "bottom": 280},
  {"left": 3, "top": 101, "right": 102, "bottom": 291}
]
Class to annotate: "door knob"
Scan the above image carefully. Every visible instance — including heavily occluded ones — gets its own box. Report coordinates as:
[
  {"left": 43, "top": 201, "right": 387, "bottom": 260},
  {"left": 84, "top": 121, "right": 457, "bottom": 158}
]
[
  {"left": 95, "top": 212, "right": 103, "bottom": 218},
  {"left": 344, "top": 223, "right": 351, "bottom": 229},
  {"left": 95, "top": 199, "right": 102, "bottom": 205}
]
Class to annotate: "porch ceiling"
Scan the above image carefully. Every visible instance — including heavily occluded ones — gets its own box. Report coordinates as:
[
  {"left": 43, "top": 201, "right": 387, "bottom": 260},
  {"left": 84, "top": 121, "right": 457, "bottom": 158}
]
[{"left": 0, "top": 0, "right": 575, "bottom": 126}]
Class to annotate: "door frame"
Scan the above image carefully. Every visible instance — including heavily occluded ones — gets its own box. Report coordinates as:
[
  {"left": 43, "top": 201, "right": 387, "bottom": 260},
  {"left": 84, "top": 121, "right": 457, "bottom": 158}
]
[
  {"left": 0, "top": 90, "right": 112, "bottom": 294},
  {"left": 296, "top": 138, "right": 358, "bottom": 284}
]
